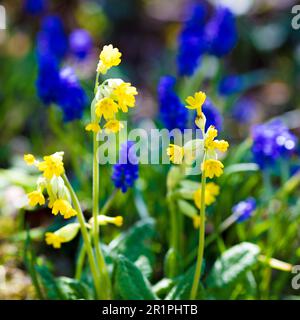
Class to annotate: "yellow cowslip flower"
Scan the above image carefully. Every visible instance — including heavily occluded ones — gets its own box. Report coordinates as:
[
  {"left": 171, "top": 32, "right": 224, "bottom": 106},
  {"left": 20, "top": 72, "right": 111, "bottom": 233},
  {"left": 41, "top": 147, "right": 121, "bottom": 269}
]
[
  {"left": 113, "top": 82, "right": 138, "bottom": 112},
  {"left": 90, "top": 215, "right": 123, "bottom": 227},
  {"left": 104, "top": 120, "right": 124, "bottom": 133},
  {"left": 193, "top": 216, "right": 201, "bottom": 229},
  {"left": 194, "top": 182, "right": 220, "bottom": 209},
  {"left": 213, "top": 140, "right": 229, "bottom": 152},
  {"left": 204, "top": 126, "right": 218, "bottom": 149},
  {"left": 38, "top": 152, "right": 64, "bottom": 179},
  {"left": 85, "top": 122, "right": 102, "bottom": 133},
  {"left": 95, "top": 97, "right": 119, "bottom": 120},
  {"left": 97, "top": 44, "right": 122, "bottom": 74},
  {"left": 185, "top": 91, "right": 206, "bottom": 115},
  {"left": 24, "top": 154, "right": 36, "bottom": 165},
  {"left": 27, "top": 190, "right": 45, "bottom": 207},
  {"left": 167, "top": 144, "right": 184, "bottom": 164},
  {"left": 51, "top": 199, "right": 77, "bottom": 219},
  {"left": 45, "top": 232, "right": 66, "bottom": 249},
  {"left": 202, "top": 159, "right": 224, "bottom": 179},
  {"left": 204, "top": 126, "right": 229, "bottom": 153}
]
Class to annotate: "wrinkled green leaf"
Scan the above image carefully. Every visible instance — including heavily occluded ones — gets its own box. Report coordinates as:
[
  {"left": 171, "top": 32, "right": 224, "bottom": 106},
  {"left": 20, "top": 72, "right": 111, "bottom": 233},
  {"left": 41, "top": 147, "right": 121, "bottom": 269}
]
[
  {"left": 114, "top": 254, "right": 158, "bottom": 300},
  {"left": 207, "top": 242, "right": 260, "bottom": 289}
]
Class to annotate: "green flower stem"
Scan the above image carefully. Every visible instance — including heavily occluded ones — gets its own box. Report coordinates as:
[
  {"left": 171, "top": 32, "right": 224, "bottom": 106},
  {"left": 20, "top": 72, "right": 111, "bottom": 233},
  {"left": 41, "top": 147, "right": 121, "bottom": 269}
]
[
  {"left": 75, "top": 242, "right": 86, "bottom": 280},
  {"left": 92, "top": 133, "right": 111, "bottom": 299},
  {"left": 190, "top": 158, "right": 206, "bottom": 300},
  {"left": 62, "top": 174, "right": 102, "bottom": 299},
  {"left": 100, "top": 189, "right": 118, "bottom": 216},
  {"left": 167, "top": 192, "right": 179, "bottom": 278}
]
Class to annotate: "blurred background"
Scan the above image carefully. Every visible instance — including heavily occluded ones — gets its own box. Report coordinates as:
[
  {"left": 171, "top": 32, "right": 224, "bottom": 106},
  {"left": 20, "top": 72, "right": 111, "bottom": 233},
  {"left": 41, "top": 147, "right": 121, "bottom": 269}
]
[{"left": 1, "top": 0, "right": 300, "bottom": 299}]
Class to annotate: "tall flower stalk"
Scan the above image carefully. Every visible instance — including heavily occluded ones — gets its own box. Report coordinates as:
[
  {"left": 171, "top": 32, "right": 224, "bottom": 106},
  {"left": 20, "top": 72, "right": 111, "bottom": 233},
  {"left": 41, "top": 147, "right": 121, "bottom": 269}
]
[{"left": 166, "top": 91, "right": 229, "bottom": 299}]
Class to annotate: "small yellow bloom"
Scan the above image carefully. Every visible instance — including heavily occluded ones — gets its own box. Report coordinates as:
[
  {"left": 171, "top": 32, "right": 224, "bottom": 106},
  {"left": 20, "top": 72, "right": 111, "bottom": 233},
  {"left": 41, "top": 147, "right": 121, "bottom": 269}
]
[
  {"left": 194, "top": 182, "right": 220, "bottom": 208},
  {"left": 45, "top": 232, "right": 66, "bottom": 249},
  {"left": 213, "top": 140, "right": 229, "bottom": 152},
  {"left": 51, "top": 199, "right": 77, "bottom": 219},
  {"left": 95, "top": 98, "right": 119, "bottom": 120},
  {"left": 202, "top": 159, "right": 224, "bottom": 179},
  {"left": 167, "top": 144, "right": 184, "bottom": 164},
  {"left": 28, "top": 190, "right": 45, "bottom": 207},
  {"left": 205, "top": 126, "right": 218, "bottom": 149},
  {"left": 104, "top": 120, "right": 124, "bottom": 133},
  {"left": 193, "top": 216, "right": 201, "bottom": 229},
  {"left": 185, "top": 91, "right": 206, "bottom": 115},
  {"left": 113, "top": 82, "right": 138, "bottom": 112},
  {"left": 24, "top": 154, "right": 36, "bottom": 165},
  {"left": 111, "top": 216, "right": 123, "bottom": 227},
  {"left": 97, "top": 44, "right": 122, "bottom": 74},
  {"left": 89, "top": 215, "right": 124, "bottom": 227},
  {"left": 85, "top": 122, "right": 102, "bottom": 133},
  {"left": 38, "top": 152, "right": 64, "bottom": 179}
]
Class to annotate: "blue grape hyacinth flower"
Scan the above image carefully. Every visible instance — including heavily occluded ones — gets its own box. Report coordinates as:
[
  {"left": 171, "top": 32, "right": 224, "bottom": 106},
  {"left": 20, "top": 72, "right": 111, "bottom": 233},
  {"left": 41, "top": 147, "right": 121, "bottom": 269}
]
[
  {"left": 24, "top": 0, "right": 47, "bottom": 15},
  {"left": 56, "top": 67, "right": 87, "bottom": 122},
  {"left": 37, "top": 15, "right": 68, "bottom": 61},
  {"left": 202, "top": 97, "right": 223, "bottom": 131},
  {"left": 218, "top": 75, "right": 244, "bottom": 96},
  {"left": 69, "top": 29, "right": 93, "bottom": 60},
  {"left": 252, "top": 120, "right": 298, "bottom": 169},
  {"left": 177, "top": 4, "right": 208, "bottom": 76},
  {"left": 233, "top": 198, "right": 256, "bottom": 223},
  {"left": 112, "top": 141, "right": 139, "bottom": 193},
  {"left": 158, "top": 76, "right": 188, "bottom": 132},
  {"left": 205, "top": 6, "right": 237, "bottom": 57}
]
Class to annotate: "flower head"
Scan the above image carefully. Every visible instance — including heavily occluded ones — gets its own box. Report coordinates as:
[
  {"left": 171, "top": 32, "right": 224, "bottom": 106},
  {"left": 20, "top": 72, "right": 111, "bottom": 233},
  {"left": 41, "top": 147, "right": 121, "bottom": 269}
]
[
  {"left": 204, "top": 126, "right": 229, "bottom": 152},
  {"left": 37, "top": 152, "right": 64, "bottom": 179},
  {"left": 167, "top": 144, "right": 185, "bottom": 165},
  {"left": 95, "top": 97, "right": 119, "bottom": 120},
  {"left": 194, "top": 182, "right": 220, "bottom": 208},
  {"left": 85, "top": 122, "right": 102, "bottom": 133},
  {"left": 112, "top": 141, "right": 139, "bottom": 193},
  {"left": 185, "top": 91, "right": 206, "bottom": 114},
  {"left": 28, "top": 190, "right": 45, "bottom": 207},
  {"left": 202, "top": 159, "right": 224, "bottom": 178},
  {"left": 97, "top": 44, "right": 122, "bottom": 74},
  {"left": 177, "top": 4, "right": 208, "bottom": 76},
  {"left": 158, "top": 76, "right": 188, "bottom": 132},
  {"left": 252, "top": 120, "right": 298, "bottom": 169},
  {"left": 90, "top": 215, "right": 124, "bottom": 227},
  {"left": 24, "top": 154, "right": 36, "bottom": 165},
  {"left": 233, "top": 198, "right": 256, "bottom": 223},
  {"left": 113, "top": 82, "right": 138, "bottom": 112},
  {"left": 205, "top": 6, "right": 237, "bottom": 57},
  {"left": 104, "top": 120, "right": 124, "bottom": 133},
  {"left": 45, "top": 232, "right": 66, "bottom": 249},
  {"left": 51, "top": 199, "right": 77, "bottom": 219},
  {"left": 69, "top": 29, "right": 93, "bottom": 60}
]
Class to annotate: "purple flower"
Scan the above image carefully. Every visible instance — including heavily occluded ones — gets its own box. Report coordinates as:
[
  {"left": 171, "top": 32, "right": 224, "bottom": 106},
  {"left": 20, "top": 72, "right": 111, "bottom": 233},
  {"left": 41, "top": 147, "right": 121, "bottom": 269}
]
[
  {"left": 69, "top": 29, "right": 93, "bottom": 60},
  {"left": 158, "top": 76, "right": 188, "bottom": 131},
  {"left": 202, "top": 97, "right": 223, "bottom": 131},
  {"left": 232, "top": 97, "right": 257, "bottom": 124},
  {"left": 37, "top": 15, "right": 68, "bottom": 61},
  {"left": 218, "top": 75, "right": 244, "bottom": 96},
  {"left": 252, "top": 120, "right": 298, "bottom": 169},
  {"left": 24, "top": 0, "right": 47, "bottom": 15},
  {"left": 112, "top": 141, "right": 139, "bottom": 193},
  {"left": 56, "top": 67, "right": 87, "bottom": 121},
  {"left": 177, "top": 4, "right": 208, "bottom": 76},
  {"left": 205, "top": 6, "right": 237, "bottom": 57},
  {"left": 233, "top": 198, "right": 256, "bottom": 223}
]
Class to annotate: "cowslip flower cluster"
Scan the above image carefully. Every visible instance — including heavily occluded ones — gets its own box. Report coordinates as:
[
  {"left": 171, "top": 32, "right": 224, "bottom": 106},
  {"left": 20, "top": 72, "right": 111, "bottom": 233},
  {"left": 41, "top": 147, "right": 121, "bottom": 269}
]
[
  {"left": 112, "top": 141, "right": 139, "bottom": 193},
  {"left": 177, "top": 4, "right": 237, "bottom": 76},
  {"left": 36, "top": 16, "right": 87, "bottom": 121},
  {"left": 167, "top": 91, "right": 229, "bottom": 180},
  {"left": 252, "top": 120, "right": 298, "bottom": 169},
  {"left": 85, "top": 45, "right": 138, "bottom": 134},
  {"left": 232, "top": 198, "right": 256, "bottom": 223},
  {"left": 24, "top": 152, "right": 77, "bottom": 219}
]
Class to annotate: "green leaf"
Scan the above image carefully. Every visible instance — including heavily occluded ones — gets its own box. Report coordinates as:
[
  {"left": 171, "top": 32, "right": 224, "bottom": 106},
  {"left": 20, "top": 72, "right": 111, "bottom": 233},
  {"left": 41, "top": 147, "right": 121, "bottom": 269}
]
[
  {"left": 165, "top": 266, "right": 206, "bottom": 300},
  {"left": 114, "top": 254, "right": 158, "bottom": 300},
  {"left": 57, "top": 277, "right": 92, "bottom": 300},
  {"left": 207, "top": 242, "right": 260, "bottom": 289},
  {"left": 35, "top": 265, "right": 66, "bottom": 300},
  {"left": 108, "top": 218, "right": 156, "bottom": 267}
]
